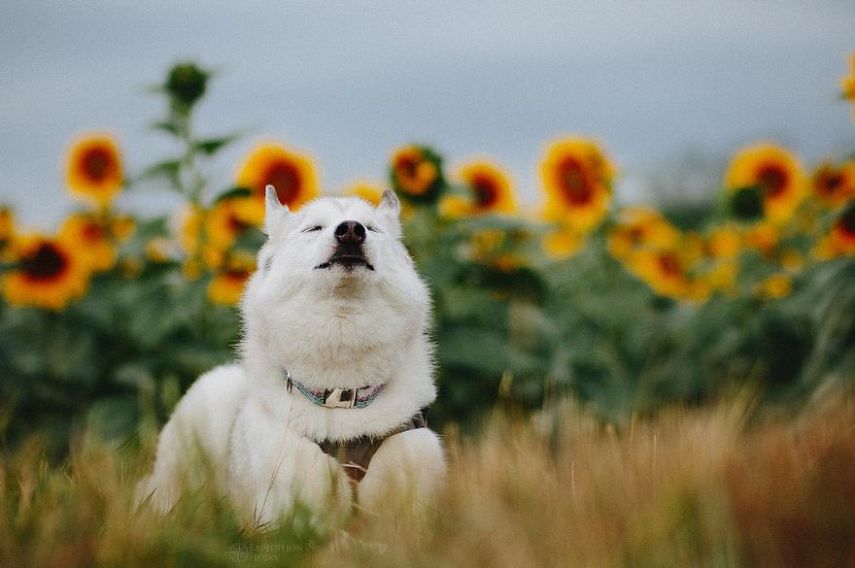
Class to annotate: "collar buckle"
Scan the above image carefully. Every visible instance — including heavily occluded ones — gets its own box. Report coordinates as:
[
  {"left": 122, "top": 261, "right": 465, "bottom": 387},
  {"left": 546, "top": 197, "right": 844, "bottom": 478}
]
[{"left": 323, "top": 387, "right": 356, "bottom": 409}]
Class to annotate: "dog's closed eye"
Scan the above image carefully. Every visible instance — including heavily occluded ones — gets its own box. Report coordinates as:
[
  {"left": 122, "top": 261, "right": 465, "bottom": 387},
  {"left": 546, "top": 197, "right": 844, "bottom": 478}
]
[
  {"left": 301, "top": 225, "right": 323, "bottom": 233},
  {"left": 366, "top": 225, "right": 381, "bottom": 233}
]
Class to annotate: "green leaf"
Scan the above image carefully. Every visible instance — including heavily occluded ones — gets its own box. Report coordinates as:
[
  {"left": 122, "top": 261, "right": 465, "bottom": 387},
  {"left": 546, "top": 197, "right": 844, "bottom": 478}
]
[
  {"left": 193, "top": 134, "right": 239, "bottom": 156},
  {"left": 214, "top": 187, "right": 253, "bottom": 203},
  {"left": 136, "top": 159, "right": 182, "bottom": 189},
  {"left": 151, "top": 121, "right": 181, "bottom": 137}
]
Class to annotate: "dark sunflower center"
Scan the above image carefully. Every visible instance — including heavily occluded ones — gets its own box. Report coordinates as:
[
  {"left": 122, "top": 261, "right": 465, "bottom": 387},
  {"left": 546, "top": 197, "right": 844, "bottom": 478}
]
[
  {"left": 227, "top": 212, "right": 250, "bottom": 233},
  {"left": 839, "top": 207, "right": 855, "bottom": 237},
  {"left": 756, "top": 165, "right": 788, "bottom": 198},
  {"left": 82, "top": 148, "right": 112, "bottom": 182},
  {"left": 818, "top": 171, "right": 842, "bottom": 196},
  {"left": 471, "top": 175, "right": 499, "bottom": 208},
  {"left": 224, "top": 268, "right": 250, "bottom": 281},
  {"left": 557, "top": 158, "right": 593, "bottom": 205},
  {"left": 22, "top": 243, "right": 68, "bottom": 281},
  {"left": 263, "top": 163, "right": 301, "bottom": 206},
  {"left": 628, "top": 226, "right": 645, "bottom": 243},
  {"left": 658, "top": 253, "right": 681, "bottom": 277},
  {"left": 397, "top": 155, "right": 420, "bottom": 179}
]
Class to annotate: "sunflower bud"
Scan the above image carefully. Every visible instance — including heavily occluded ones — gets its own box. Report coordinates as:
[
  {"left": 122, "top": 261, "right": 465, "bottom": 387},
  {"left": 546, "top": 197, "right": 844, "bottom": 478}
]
[{"left": 165, "top": 63, "right": 209, "bottom": 110}]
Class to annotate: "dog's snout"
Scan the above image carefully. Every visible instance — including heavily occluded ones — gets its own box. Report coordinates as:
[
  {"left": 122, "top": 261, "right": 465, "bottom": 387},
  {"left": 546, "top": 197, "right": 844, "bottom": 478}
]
[{"left": 334, "top": 221, "right": 366, "bottom": 245}]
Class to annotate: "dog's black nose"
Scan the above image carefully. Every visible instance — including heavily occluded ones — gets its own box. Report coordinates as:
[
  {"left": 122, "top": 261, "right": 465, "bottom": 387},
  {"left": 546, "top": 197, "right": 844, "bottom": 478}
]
[{"left": 334, "top": 221, "right": 366, "bottom": 245}]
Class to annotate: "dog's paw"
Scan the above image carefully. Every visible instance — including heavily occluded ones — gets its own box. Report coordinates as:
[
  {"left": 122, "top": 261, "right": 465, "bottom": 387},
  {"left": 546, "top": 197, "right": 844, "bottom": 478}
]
[{"left": 357, "top": 428, "right": 446, "bottom": 515}]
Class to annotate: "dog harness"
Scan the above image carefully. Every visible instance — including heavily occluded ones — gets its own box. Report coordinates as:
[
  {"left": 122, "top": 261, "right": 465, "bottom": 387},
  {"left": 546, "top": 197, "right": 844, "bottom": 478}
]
[
  {"left": 319, "top": 411, "right": 427, "bottom": 483},
  {"left": 285, "top": 371, "right": 427, "bottom": 483}
]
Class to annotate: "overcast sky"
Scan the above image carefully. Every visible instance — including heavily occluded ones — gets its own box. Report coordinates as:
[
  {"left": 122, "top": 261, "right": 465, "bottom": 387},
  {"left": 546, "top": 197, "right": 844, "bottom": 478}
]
[{"left": 1, "top": 1, "right": 853, "bottom": 229}]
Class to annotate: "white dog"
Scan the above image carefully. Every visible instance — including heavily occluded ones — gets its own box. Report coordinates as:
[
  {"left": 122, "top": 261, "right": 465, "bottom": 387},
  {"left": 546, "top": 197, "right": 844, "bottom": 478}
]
[{"left": 136, "top": 186, "right": 445, "bottom": 525}]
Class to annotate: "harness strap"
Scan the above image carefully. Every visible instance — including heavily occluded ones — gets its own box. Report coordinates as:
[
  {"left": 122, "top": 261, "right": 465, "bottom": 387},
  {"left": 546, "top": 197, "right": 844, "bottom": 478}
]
[{"left": 318, "top": 409, "right": 428, "bottom": 483}]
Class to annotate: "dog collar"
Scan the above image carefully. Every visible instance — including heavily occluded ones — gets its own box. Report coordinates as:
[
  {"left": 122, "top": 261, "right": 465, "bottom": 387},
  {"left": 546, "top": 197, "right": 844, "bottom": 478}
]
[{"left": 284, "top": 370, "right": 384, "bottom": 409}]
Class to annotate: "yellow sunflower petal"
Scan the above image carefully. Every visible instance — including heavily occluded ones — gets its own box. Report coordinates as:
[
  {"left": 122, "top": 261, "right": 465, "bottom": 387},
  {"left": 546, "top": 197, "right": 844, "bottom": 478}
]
[
  {"left": 706, "top": 225, "right": 742, "bottom": 260},
  {"left": 543, "top": 226, "right": 585, "bottom": 260},
  {"left": 207, "top": 253, "right": 255, "bottom": 306},
  {"left": 755, "top": 273, "right": 792, "bottom": 300},
  {"left": 343, "top": 182, "right": 385, "bottom": 206},
  {"left": 607, "top": 206, "right": 680, "bottom": 261},
  {"left": 205, "top": 197, "right": 263, "bottom": 250},
  {"left": 438, "top": 195, "right": 473, "bottom": 219}
]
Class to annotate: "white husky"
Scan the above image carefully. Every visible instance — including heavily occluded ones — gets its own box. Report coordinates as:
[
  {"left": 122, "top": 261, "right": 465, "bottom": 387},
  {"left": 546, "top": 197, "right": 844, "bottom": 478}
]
[{"left": 137, "top": 186, "right": 445, "bottom": 525}]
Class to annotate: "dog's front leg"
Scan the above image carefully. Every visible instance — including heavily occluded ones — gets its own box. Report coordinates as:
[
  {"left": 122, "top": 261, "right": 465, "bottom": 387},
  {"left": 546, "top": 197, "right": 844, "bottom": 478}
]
[
  {"left": 357, "top": 428, "right": 446, "bottom": 515},
  {"left": 229, "top": 419, "right": 352, "bottom": 528}
]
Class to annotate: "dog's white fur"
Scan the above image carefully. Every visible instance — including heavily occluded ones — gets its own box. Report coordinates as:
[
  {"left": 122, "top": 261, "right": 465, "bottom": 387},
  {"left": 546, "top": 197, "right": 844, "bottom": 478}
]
[{"left": 136, "top": 188, "right": 445, "bottom": 525}]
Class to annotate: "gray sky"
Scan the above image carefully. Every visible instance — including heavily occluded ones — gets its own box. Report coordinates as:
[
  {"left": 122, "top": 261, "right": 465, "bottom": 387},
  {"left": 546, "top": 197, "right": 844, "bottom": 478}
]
[{"left": 1, "top": 1, "right": 853, "bottom": 229}]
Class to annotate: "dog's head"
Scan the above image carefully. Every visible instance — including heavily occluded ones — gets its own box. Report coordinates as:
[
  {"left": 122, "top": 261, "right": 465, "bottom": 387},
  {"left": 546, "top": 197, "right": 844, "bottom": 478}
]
[
  {"left": 241, "top": 186, "right": 428, "bottom": 363},
  {"left": 251, "top": 185, "right": 411, "bottom": 286},
  {"left": 241, "top": 185, "right": 428, "bottom": 385}
]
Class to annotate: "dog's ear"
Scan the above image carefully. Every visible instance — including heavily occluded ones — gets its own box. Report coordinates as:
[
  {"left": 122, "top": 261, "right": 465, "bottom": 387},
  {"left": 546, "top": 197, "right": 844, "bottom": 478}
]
[
  {"left": 378, "top": 189, "right": 402, "bottom": 236},
  {"left": 264, "top": 185, "right": 292, "bottom": 238}
]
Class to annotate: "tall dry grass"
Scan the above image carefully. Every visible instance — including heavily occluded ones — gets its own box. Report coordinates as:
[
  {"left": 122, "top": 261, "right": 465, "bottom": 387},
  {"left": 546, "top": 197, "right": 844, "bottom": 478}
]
[{"left": 1, "top": 391, "right": 853, "bottom": 567}]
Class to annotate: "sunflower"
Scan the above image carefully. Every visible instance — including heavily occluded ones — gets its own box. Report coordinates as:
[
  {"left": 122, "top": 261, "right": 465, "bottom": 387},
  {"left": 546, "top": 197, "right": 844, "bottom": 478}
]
[
  {"left": 0, "top": 208, "right": 15, "bottom": 260},
  {"left": 817, "top": 204, "right": 855, "bottom": 258},
  {"left": 543, "top": 225, "right": 585, "bottom": 260},
  {"left": 236, "top": 142, "right": 320, "bottom": 210},
  {"left": 625, "top": 241, "right": 709, "bottom": 302},
  {"left": 743, "top": 221, "right": 779, "bottom": 257},
  {"left": 110, "top": 215, "right": 136, "bottom": 242},
  {"left": 59, "top": 213, "right": 116, "bottom": 272},
  {"left": 755, "top": 273, "right": 792, "bottom": 301},
  {"left": 841, "top": 53, "right": 855, "bottom": 110},
  {"left": 145, "top": 238, "right": 173, "bottom": 264},
  {"left": 607, "top": 207, "right": 680, "bottom": 261},
  {"left": 706, "top": 261, "right": 739, "bottom": 293},
  {"left": 724, "top": 143, "right": 806, "bottom": 225},
  {"left": 438, "top": 195, "right": 472, "bottom": 219},
  {"left": 540, "top": 137, "right": 616, "bottom": 232},
  {"left": 65, "top": 133, "right": 123, "bottom": 207},
  {"left": 705, "top": 225, "right": 742, "bottom": 260},
  {"left": 811, "top": 161, "right": 855, "bottom": 208},
  {"left": 455, "top": 160, "right": 518, "bottom": 215},
  {"left": 779, "top": 248, "right": 805, "bottom": 273},
  {"left": 389, "top": 145, "right": 443, "bottom": 203},
  {"left": 343, "top": 182, "right": 384, "bottom": 206},
  {"left": 207, "top": 253, "right": 255, "bottom": 306},
  {"left": 627, "top": 248, "right": 691, "bottom": 299},
  {"left": 2, "top": 234, "right": 90, "bottom": 310},
  {"left": 179, "top": 205, "right": 203, "bottom": 256},
  {"left": 205, "top": 196, "right": 264, "bottom": 249}
]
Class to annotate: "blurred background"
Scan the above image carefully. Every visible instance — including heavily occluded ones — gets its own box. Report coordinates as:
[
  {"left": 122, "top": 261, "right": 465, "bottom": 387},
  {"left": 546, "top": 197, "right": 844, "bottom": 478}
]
[
  {"left": 2, "top": 1, "right": 853, "bottom": 226},
  {"left": 0, "top": 2, "right": 854, "bottom": 452}
]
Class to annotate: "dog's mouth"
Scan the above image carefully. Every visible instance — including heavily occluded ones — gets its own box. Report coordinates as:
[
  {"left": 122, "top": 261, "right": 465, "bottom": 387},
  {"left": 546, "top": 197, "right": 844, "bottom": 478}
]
[{"left": 314, "top": 251, "right": 375, "bottom": 272}]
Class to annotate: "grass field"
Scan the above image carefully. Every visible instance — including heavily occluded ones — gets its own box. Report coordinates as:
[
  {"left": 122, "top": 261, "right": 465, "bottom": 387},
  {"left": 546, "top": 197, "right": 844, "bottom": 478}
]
[{"left": 1, "top": 389, "right": 852, "bottom": 567}]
